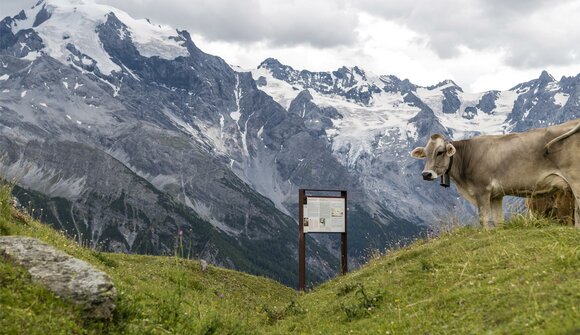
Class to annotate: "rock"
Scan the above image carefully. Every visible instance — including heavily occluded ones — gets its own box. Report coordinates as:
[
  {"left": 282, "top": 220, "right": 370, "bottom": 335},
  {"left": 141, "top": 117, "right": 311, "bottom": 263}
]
[
  {"left": 0, "top": 236, "right": 116, "bottom": 319},
  {"left": 200, "top": 259, "right": 208, "bottom": 272}
]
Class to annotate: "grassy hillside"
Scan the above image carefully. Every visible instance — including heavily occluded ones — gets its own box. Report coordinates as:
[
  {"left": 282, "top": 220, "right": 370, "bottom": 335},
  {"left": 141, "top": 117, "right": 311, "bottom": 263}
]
[
  {"left": 0, "top": 183, "right": 296, "bottom": 334},
  {"left": 2, "top": 181, "right": 580, "bottom": 334},
  {"left": 265, "top": 220, "right": 580, "bottom": 334}
]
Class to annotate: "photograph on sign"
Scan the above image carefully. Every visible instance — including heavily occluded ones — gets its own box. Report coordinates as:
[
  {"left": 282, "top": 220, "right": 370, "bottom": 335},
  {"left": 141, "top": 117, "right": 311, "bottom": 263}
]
[{"left": 303, "top": 197, "right": 345, "bottom": 233}]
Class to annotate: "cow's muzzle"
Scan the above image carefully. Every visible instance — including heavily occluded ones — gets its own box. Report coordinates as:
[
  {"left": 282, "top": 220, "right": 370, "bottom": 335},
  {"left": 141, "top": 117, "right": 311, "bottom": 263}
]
[{"left": 422, "top": 171, "right": 435, "bottom": 180}]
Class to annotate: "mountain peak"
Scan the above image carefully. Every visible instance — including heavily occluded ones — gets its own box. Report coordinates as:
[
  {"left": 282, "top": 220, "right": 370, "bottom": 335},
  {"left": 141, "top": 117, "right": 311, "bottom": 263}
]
[
  {"left": 4, "top": 0, "right": 191, "bottom": 74},
  {"left": 427, "top": 79, "right": 460, "bottom": 91},
  {"left": 258, "top": 58, "right": 299, "bottom": 74},
  {"left": 352, "top": 65, "right": 364, "bottom": 76},
  {"left": 510, "top": 70, "right": 558, "bottom": 92},
  {"left": 259, "top": 57, "right": 283, "bottom": 68},
  {"left": 31, "top": 0, "right": 47, "bottom": 9},
  {"left": 538, "top": 70, "right": 555, "bottom": 83}
]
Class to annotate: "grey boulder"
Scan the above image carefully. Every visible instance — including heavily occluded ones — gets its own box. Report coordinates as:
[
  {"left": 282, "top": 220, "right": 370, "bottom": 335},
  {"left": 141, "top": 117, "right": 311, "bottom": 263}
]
[{"left": 0, "top": 236, "right": 116, "bottom": 319}]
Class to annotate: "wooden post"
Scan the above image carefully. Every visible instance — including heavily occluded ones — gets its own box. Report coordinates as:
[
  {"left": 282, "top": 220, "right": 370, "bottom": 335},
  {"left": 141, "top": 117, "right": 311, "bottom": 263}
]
[
  {"left": 341, "top": 190, "right": 348, "bottom": 275},
  {"left": 298, "top": 189, "right": 306, "bottom": 291}
]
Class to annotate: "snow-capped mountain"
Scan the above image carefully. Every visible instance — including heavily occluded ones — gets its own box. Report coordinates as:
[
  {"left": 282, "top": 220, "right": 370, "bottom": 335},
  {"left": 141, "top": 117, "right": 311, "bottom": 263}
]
[
  {"left": 1, "top": 0, "right": 426, "bottom": 286},
  {"left": 1, "top": 0, "right": 189, "bottom": 72},
  {"left": 253, "top": 58, "right": 580, "bottom": 227},
  {"left": 2, "top": 0, "right": 579, "bottom": 286},
  {"left": 1, "top": 0, "right": 372, "bottom": 286}
]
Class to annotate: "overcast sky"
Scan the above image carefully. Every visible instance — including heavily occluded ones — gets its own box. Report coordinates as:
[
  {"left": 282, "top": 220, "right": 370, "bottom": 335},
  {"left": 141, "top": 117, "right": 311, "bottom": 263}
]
[{"left": 2, "top": 0, "right": 580, "bottom": 92}]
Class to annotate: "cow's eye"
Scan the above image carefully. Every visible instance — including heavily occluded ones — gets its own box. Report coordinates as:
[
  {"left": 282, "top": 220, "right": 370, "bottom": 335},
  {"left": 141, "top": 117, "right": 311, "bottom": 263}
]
[{"left": 436, "top": 151, "right": 444, "bottom": 156}]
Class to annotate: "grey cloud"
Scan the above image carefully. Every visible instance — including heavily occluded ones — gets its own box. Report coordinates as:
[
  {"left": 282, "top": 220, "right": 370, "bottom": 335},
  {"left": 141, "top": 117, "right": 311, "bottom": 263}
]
[
  {"left": 7, "top": 0, "right": 577, "bottom": 72},
  {"left": 99, "top": 0, "right": 265, "bottom": 42},
  {"left": 99, "top": 0, "right": 358, "bottom": 48},
  {"left": 355, "top": 0, "right": 580, "bottom": 69},
  {"left": 480, "top": 0, "right": 554, "bottom": 17},
  {"left": 262, "top": 0, "right": 358, "bottom": 48}
]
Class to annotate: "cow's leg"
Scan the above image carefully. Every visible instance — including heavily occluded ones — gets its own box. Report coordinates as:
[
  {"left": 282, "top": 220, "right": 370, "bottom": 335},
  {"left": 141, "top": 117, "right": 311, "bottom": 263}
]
[
  {"left": 570, "top": 183, "right": 580, "bottom": 229},
  {"left": 491, "top": 197, "right": 504, "bottom": 226},
  {"left": 569, "top": 185, "right": 580, "bottom": 228},
  {"left": 575, "top": 202, "right": 580, "bottom": 229},
  {"left": 476, "top": 193, "right": 493, "bottom": 228}
]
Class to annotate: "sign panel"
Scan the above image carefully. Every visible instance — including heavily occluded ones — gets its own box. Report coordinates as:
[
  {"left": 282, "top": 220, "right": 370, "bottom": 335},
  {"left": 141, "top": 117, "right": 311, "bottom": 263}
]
[
  {"left": 303, "top": 197, "right": 345, "bottom": 233},
  {"left": 299, "top": 189, "right": 347, "bottom": 290}
]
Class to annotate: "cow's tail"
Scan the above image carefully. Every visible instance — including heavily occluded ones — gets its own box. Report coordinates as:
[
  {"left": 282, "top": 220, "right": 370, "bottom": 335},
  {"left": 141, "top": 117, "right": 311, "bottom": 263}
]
[{"left": 545, "top": 121, "right": 580, "bottom": 155}]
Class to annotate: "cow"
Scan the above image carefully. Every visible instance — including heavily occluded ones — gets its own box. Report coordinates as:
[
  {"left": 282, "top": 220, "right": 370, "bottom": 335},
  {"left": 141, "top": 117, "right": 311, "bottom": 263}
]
[
  {"left": 410, "top": 118, "right": 580, "bottom": 228},
  {"left": 526, "top": 190, "right": 575, "bottom": 225}
]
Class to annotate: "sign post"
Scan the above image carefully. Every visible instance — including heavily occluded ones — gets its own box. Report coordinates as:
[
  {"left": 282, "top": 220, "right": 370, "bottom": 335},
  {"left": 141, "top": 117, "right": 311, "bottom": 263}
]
[{"left": 298, "top": 189, "right": 347, "bottom": 291}]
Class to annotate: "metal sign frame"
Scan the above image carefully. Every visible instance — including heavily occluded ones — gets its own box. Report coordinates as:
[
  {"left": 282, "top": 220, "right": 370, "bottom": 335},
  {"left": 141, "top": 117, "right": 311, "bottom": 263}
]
[{"left": 298, "top": 188, "right": 347, "bottom": 291}]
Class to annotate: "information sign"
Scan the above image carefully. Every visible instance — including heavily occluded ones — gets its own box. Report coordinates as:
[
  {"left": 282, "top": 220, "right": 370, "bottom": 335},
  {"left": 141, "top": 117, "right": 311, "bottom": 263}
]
[
  {"left": 303, "top": 197, "right": 345, "bottom": 233},
  {"left": 298, "top": 189, "right": 347, "bottom": 291}
]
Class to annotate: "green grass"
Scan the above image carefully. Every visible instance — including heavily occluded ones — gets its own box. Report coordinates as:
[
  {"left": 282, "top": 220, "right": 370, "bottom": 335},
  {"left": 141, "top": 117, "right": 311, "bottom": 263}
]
[
  {"left": 2, "top": 181, "right": 580, "bottom": 334},
  {"left": 0, "top": 182, "right": 296, "bottom": 334},
  {"left": 265, "top": 219, "right": 580, "bottom": 334},
  {"left": 0, "top": 254, "right": 87, "bottom": 334}
]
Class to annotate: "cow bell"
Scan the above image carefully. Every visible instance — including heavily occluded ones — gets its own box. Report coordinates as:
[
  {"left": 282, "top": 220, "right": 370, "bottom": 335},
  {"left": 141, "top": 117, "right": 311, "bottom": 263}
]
[{"left": 440, "top": 173, "right": 451, "bottom": 188}]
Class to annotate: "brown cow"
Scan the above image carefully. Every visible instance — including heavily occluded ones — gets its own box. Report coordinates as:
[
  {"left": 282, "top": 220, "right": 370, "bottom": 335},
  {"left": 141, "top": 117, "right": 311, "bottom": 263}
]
[
  {"left": 526, "top": 190, "right": 575, "bottom": 225},
  {"left": 410, "top": 119, "right": 580, "bottom": 228}
]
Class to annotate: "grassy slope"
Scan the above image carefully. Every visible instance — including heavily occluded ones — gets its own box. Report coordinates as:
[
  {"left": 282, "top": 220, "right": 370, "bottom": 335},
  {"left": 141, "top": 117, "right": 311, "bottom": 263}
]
[
  {"left": 0, "top": 184, "right": 296, "bottom": 334},
  {"left": 267, "top": 221, "right": 580, "bottom": 334},
  {"left": 0, "top": 254, "right": 87, "bottom": 334},
  {"left": 2, "top": 181, "right": 580, "bottom": 334}
]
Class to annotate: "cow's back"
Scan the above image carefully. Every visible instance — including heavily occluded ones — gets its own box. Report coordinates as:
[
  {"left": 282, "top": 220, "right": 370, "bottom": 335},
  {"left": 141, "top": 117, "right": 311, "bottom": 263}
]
[{"left": 460, "top": 130, "right": 558, "bottom": 196}]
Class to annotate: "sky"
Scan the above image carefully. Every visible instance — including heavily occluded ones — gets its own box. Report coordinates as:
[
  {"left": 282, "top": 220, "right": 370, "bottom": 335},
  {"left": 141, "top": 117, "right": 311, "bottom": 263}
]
[{"left": 2, "top": 0, "right": 580, "bottom": 93}]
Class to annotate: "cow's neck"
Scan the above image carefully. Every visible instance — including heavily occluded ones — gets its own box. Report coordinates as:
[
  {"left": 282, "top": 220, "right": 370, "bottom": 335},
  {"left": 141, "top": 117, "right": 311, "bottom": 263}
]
[
  {"left": 447, "top": 140, "right": 468, "bottom": 189},
  {"left": 440, "top": 154, "right": 453, "bottom": 187}
]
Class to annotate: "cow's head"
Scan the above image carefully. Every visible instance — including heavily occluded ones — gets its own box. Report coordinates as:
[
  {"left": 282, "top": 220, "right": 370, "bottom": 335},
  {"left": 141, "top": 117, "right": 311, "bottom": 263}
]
[{"left": 410, "top": 134, "right": 456, "bottom": 181}]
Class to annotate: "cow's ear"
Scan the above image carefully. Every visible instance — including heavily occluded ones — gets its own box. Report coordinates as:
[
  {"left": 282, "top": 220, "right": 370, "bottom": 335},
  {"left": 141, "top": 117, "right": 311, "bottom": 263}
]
[
  {"left": 411, "top": 147, "right": 426, "bottom": 159},
  {"left": 446, "top": 143, "right": 456, "bottom": 156}
]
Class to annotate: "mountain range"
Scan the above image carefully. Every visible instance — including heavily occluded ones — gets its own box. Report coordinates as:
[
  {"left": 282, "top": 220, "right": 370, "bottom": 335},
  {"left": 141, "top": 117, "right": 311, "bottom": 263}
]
[{"left": 1, "top": 0, "right": 579, "bottom": 286}]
